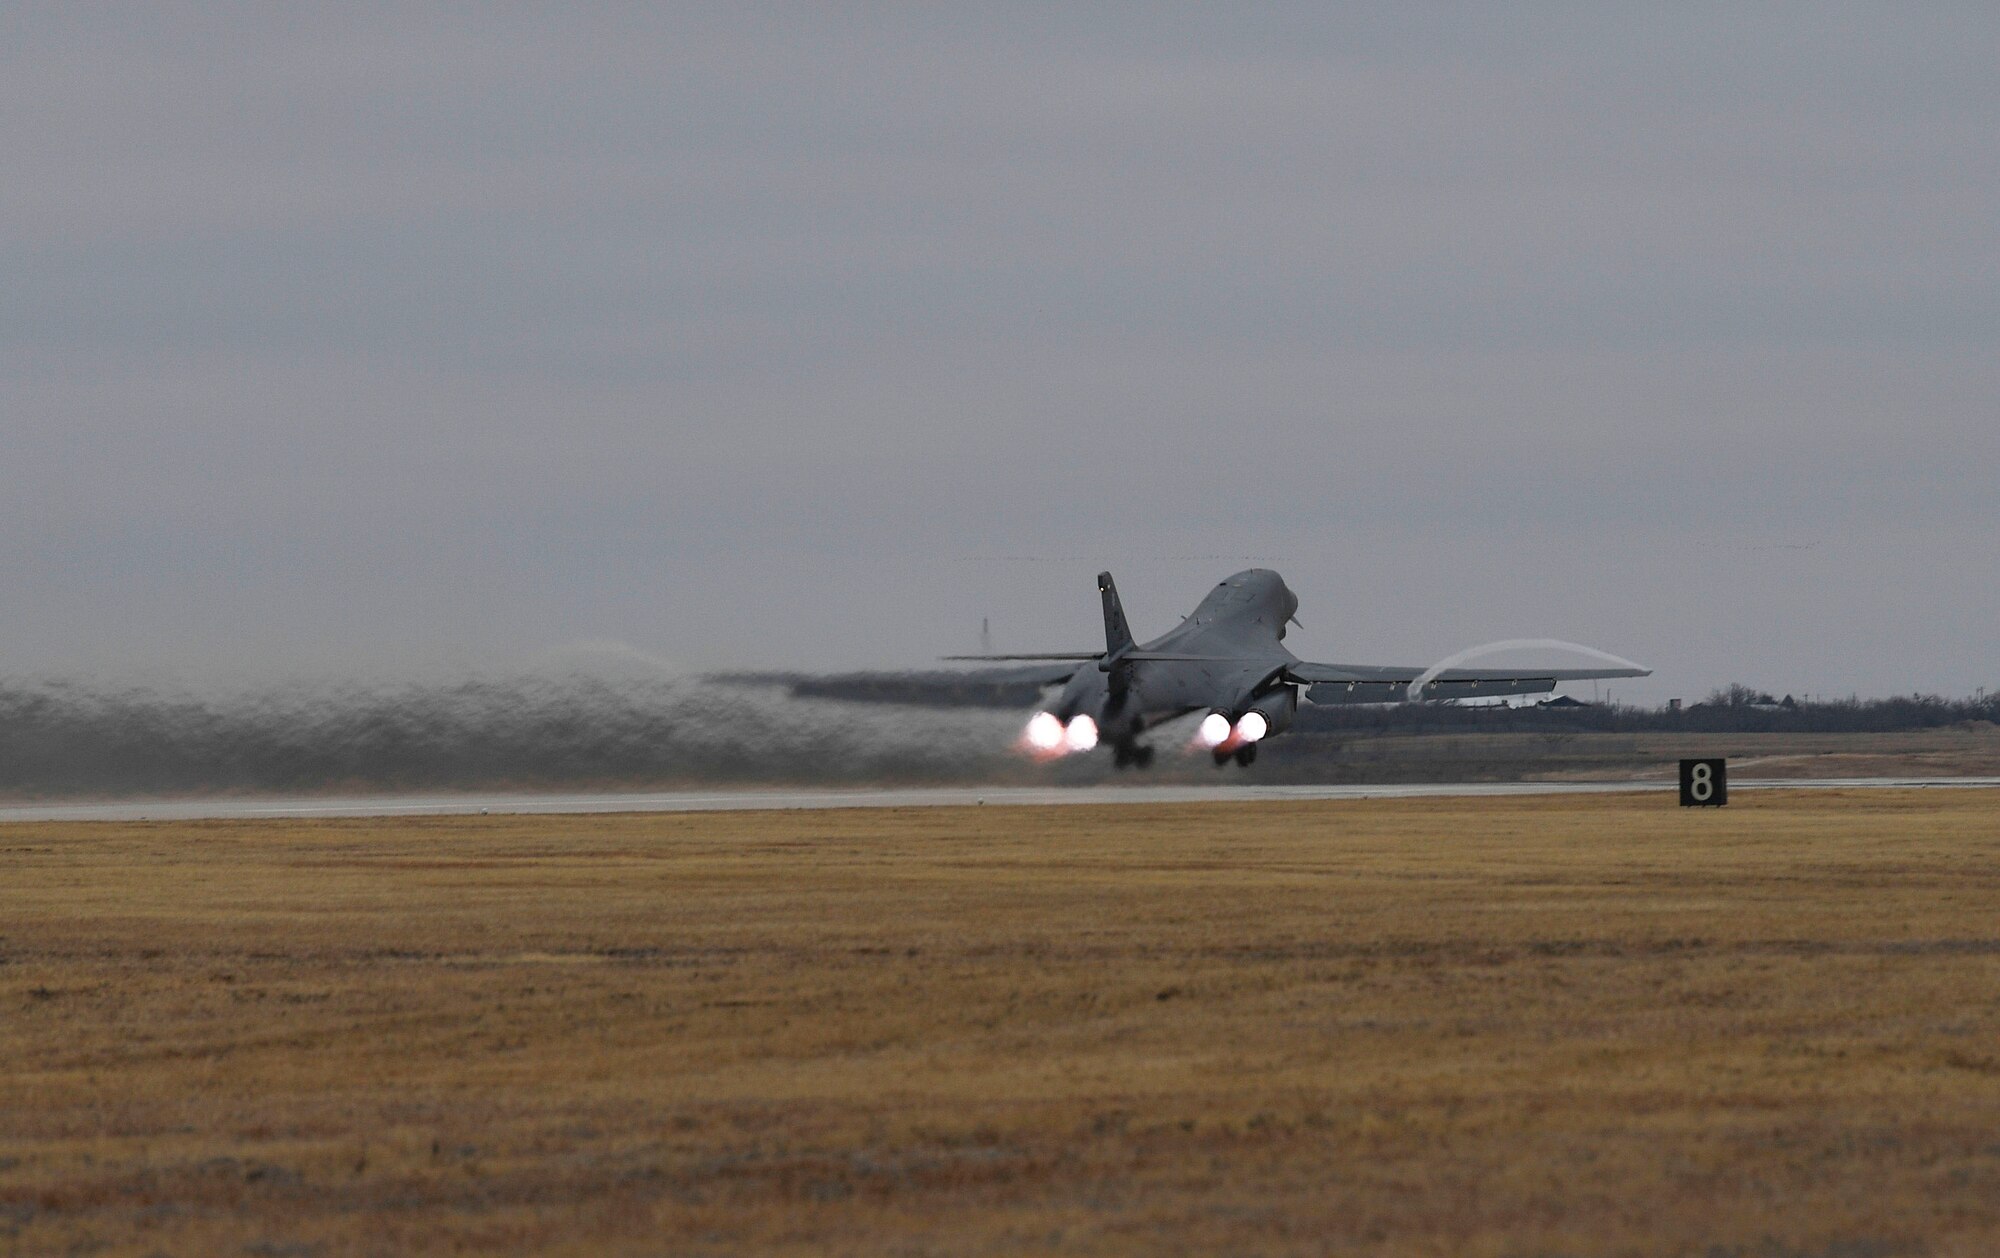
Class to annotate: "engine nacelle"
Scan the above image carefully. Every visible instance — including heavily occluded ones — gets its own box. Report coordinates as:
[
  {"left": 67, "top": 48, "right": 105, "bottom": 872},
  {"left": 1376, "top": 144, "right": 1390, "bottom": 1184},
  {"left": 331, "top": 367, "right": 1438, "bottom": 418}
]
[{"left": 1236, "top": 685, "right": 1297, "bottom": 741}]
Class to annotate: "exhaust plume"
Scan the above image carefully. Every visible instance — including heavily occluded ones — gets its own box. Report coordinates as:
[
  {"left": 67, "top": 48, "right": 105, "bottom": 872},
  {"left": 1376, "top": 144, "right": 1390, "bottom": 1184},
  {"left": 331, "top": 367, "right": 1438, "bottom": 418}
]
[{"left": 0, "top": 673, "right": 1039, "bottom": 797}]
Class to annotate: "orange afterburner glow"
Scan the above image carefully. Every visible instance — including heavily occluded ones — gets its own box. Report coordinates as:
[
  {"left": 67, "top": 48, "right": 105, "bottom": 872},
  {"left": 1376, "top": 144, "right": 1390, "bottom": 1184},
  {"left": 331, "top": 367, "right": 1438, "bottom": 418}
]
[
  {"left": 1025, "top": 711, "right": 1065, "bottom": 752},
  {"left": 1064, "top": 714, "right": 1099, "bottom": 752}
]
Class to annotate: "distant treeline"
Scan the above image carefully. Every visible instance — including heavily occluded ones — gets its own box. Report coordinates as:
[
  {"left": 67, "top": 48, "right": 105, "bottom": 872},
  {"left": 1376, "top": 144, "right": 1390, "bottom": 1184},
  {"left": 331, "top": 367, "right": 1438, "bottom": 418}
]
[
  {"left": 746, "top": 670, "right": 2000, "bottom": 736},
  {"left": 1296, "top": 686, "right": 2000, "bottom": 736}
]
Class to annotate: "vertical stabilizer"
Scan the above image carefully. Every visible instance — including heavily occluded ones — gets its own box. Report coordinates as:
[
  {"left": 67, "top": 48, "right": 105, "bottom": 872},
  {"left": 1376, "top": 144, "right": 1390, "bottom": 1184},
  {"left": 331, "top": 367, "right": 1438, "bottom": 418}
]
[{"left": 1097, "top": 571, "right": 1135, "bottom": 658}]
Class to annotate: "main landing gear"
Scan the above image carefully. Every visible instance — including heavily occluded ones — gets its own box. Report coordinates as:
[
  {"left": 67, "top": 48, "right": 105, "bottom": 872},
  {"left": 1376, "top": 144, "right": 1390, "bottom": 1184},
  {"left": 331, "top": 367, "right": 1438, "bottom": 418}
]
[
  {"left": 1112, "top": 742, "right": 1156, "bottom": 770},
  {"left": 1212, "top": 743, "right": 1257, "bottom": 768}
]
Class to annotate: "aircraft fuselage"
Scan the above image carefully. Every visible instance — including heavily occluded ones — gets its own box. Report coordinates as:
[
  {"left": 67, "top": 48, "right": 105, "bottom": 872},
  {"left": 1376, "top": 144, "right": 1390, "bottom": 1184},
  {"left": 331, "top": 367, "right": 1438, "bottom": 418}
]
[
  {"left": 1048, "top": 569, "right": 1300, "bottom": 759},
  {"left": 982, "top": 566, "right": 1647, "bottom": 768}
]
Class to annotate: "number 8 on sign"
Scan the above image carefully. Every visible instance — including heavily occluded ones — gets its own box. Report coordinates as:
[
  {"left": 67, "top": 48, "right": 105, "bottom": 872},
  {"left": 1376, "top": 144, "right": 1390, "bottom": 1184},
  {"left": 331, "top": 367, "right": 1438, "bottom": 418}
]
[{"left": 1679, "top": 758, "right": 1727, "bottom": 807}]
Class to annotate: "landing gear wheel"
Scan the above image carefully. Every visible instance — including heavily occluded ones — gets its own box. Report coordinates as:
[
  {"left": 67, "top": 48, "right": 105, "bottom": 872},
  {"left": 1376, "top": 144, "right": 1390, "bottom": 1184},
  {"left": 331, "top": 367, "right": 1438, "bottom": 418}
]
[
  {"left": 1134, "top": 745, "right": 1155, "bottom": 769},
  {"left": 1234, "top": 744, "right": 1258, "bottom": 767},
  {"left": 1212, "top": 750, "right": 1231, "bottom": 768}
]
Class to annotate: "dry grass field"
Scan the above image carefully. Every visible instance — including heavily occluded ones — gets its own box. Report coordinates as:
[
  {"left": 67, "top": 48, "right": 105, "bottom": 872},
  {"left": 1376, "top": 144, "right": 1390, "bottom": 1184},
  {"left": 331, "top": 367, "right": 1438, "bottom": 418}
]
[
  {"left": 4, "top": 792, "right": 2000, "bottom": 1256},
  {"left": 1256, "top": 724, "right": 2000, "bottom": 784}
]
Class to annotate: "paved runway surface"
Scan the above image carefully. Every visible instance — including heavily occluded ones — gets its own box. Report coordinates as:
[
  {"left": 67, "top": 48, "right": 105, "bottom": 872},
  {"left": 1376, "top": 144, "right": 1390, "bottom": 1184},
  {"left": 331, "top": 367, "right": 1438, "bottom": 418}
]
[{"left": 4, "top": 778, "right": 1999, "bottom": 823}]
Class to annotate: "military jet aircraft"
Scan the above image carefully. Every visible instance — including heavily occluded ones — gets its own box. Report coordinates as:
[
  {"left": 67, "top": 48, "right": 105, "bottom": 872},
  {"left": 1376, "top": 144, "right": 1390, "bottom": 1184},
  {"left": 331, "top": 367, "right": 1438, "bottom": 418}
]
[{"left": 947, "top": 569, "right": 1648, "bottom": 768}]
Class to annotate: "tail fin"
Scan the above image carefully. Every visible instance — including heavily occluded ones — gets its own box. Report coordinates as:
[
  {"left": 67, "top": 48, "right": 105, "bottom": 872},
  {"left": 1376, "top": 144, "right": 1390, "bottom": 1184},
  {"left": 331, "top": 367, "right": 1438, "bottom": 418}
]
[{"left": 1097, "top": 571, "right": 1135, "bottom": 657}]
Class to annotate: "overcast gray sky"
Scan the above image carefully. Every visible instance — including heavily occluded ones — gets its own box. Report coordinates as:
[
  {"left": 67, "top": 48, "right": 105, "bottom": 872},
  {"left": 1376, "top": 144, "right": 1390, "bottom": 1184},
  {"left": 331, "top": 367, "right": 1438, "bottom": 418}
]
[{"left": 4, "top": 4, "right": 1996, "bottom": 702}]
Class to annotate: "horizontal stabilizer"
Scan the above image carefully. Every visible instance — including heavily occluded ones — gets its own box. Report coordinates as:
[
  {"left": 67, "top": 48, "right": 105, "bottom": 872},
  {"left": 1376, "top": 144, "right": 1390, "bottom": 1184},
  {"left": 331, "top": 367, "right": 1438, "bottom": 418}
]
[
  {"left": 942, "top": 653, "right": 1103, "bottom": 662},
  {"left": 950, "top": 651, "right": 1267, "bottom": 664},
  {"left": 1121, "top": 652, "right": 1244, "bottom": 663}
]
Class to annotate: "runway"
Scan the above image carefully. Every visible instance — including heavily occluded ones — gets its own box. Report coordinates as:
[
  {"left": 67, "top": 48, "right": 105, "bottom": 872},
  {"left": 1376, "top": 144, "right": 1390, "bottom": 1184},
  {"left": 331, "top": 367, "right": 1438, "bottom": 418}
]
[{"left": 4, "top": 777, "right": 1998, "bottom": 823}]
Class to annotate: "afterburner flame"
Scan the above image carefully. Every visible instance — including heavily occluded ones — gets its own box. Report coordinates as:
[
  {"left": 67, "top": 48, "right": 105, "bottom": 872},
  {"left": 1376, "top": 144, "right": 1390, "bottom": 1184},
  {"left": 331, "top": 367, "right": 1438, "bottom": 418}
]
[
  {"left": 1235, "top": 711, "right": 1269, "bottom": 743},
  {"left": 1197, "top": 712, "right": 1232, "bottom": 747},
  {"left": 1025, "top": 711, "right": 1065, "bottom": 751},
  {"left": 1065, "top": 714, "right": 1099, "bottom": 752}
]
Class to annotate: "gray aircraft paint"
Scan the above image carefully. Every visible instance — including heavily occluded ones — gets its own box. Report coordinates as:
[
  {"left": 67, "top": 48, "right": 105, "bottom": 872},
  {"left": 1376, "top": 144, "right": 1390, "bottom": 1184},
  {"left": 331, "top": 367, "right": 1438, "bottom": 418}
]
[{"left": 951, "top": 569, "right": 1648, "bottom": 765}]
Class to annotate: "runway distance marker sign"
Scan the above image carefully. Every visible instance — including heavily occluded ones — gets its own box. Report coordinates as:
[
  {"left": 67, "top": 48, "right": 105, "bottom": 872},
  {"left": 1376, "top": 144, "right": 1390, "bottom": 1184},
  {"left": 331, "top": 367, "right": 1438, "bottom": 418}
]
[{"left": 1680, "top": 758, "right": 1727, "bottom": 807}]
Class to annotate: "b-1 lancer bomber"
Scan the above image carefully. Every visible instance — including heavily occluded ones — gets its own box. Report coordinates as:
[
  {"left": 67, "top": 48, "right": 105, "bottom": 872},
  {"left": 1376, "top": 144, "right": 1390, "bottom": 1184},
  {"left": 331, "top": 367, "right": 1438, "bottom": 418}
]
[{"left": 949, "top": 570, "right": 1649, "bottom": 768}]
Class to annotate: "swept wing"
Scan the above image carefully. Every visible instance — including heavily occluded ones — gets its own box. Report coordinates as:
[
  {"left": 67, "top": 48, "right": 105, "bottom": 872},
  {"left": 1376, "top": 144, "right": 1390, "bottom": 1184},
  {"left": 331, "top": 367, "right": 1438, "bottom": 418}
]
[{"left": 1286, "top": 661, "right": 1649, "bottom": 704}]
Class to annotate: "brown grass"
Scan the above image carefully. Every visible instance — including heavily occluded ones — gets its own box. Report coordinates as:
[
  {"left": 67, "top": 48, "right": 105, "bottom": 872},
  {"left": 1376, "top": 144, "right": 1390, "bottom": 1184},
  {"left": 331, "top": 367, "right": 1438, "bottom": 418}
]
[
  {"left": 4, "top": 792, "right": 2000, "bottom": 1255},
  {"left": 1268, "top": 724, "right": 2000, "bottom": 783}
]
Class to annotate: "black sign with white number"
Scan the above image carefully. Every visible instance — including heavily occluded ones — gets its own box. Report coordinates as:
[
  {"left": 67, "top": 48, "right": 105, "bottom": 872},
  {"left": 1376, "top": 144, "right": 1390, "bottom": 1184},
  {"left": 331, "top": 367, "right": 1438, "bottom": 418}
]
[{"left": 1679, "top": 758, "right": 1727, "bottom": 807}]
